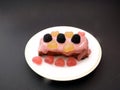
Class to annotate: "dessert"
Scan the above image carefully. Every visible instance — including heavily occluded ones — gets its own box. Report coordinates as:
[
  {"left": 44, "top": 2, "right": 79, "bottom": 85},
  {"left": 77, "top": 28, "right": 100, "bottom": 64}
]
[
  {"left": 25, "top": 26, "right": 102, "bottom": 81},
  {"left": 38, "top": 31, "right": 91, "bottom": 60}
]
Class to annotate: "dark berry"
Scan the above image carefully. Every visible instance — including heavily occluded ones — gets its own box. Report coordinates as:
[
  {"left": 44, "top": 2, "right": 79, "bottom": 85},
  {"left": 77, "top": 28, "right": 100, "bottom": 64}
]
[
  {"left": 43, "top": 34, "right": 52, "bottom": 42},
  {"left": 57, "top": 33, "right": 66, "bottom": 43},
  {"left": 71, "top": 34, "right": 81, "bottom": 44}
]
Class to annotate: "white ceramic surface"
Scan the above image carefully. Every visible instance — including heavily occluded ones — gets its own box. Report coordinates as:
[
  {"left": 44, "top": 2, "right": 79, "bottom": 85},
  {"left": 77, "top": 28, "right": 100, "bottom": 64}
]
[{"left": 24, "top": 26, "right": 102, "bottom": 81}]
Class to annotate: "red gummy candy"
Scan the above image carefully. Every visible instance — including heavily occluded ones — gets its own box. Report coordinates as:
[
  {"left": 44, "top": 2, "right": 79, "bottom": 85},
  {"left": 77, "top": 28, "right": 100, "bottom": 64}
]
[
  {"left": 32, "top": 56, "right": 42, "bottom": 65},
  {"left": 67, "top": 57, "right": 77, "bottom": 66},
  {"left": 45, "top": 56, "right": 54, "bottom": 64},
  {"left": 55, "top": 58, "right": 65, "bottom": 67}
]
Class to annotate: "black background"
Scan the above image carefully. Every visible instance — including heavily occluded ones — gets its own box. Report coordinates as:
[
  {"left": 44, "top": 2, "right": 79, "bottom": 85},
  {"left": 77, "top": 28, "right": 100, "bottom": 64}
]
[{"left": 0, "top": 0, "right": 120, "bottom": 90}]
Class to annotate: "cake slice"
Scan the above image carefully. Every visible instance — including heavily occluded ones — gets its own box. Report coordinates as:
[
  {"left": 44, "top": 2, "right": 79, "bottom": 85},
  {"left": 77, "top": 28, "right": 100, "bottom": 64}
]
[{"left": 38, "top": 31, "right": 91, "bottom": 60}]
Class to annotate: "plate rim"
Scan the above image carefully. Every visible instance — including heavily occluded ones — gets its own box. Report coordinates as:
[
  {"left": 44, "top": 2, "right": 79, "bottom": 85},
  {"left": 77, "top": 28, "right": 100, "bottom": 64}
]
[{"left": 24, "top": 26, "right": 102, "bottom": 81}]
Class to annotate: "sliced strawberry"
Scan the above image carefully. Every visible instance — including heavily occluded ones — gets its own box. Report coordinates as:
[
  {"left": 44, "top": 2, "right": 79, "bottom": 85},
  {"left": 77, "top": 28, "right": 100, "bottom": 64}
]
[
  {"left": 32, "top": 56, "right": 42, "bottom": 65},
  {"left": 55, "top": 58, "right": 65, "bottom": 67},
  {"left": 67, "top": 57, "right": 77, "bottom": 66},
  {"left": 44, "top": 56, "right": 54, "bottom": 64}
]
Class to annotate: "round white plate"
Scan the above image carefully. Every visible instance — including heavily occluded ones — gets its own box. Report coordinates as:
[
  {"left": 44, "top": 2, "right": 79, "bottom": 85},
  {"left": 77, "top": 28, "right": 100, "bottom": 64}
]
[{"left": 24, "top": 26, "right": 102, "bottom": 81}]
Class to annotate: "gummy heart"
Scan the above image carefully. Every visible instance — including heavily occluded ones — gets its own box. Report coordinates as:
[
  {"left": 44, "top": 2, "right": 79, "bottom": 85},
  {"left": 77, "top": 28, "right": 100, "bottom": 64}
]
[
  {"left": 55, "top": 57, "right": 65, "bottom": 67},
  {"left": 67, "top": 57, "right": 77, "bottom": 66},
  {"left": 47, "top": 40, "right": 58, "bottom": 49},
  {"left": 45, "top": 56, "right": 54, "bottom": 64},
  {"left": 51, "top": 31, "right": 59, "bottom": 37},
  {"left": 65, "top": 32, "right": 73, "bottom": 38},
  {"left": 32, "top": 56, "right": 42, "bottom": 65},
  {"left": 63, "top": 43, "right": 74, "bottom": 53}
]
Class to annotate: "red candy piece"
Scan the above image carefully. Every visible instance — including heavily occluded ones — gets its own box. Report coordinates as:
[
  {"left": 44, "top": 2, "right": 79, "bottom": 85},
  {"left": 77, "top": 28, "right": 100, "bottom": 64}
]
[
  {"left": 78, "top": 31, "right": 85, "bottom": 36},
  {"left": 55, "top": 58, "right": 65, "bottom": 67},
  {"left": 32, "top": 56, "right": 42, "bottom": 65},
  {"left": 45, "top": 56, "right": 54, "bottom": 64},
  {"left": 67, "top": 57, "right": 77, "bottom": 66}
]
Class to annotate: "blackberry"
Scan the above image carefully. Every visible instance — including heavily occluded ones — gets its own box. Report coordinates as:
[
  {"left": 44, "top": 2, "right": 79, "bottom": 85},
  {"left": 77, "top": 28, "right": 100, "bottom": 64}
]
[
  {"left": 43, "top": 33, "right": 52, "bottom": 42},
  {"left": 71, "top": 34, "right": 81, "bottom": 44},
  {"left": 57, "top": 33, "right": 66, "bottom": 43}
]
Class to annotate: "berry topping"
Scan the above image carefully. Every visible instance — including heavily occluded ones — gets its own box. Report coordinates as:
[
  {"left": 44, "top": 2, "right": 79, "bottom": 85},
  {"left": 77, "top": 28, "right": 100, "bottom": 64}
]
[
  {"left": 71, "top": 34, "right": 81, "bottom": 44},
  {"left": 47, "top": 40, "right": 58, "bottom": 49},
  {"left": 65, "top": 32, "right": 73, "bottom": 38},
  {"left": 43, "top": 34, "right": 52, "bottom": 42},
  {"left": 45, "top": 56, "right": 54, "bottom": 64},
  {"left": 67, "top": 57, "right": 77, "bottom": 66},
  {"left": 51, "top": 31, "right": 59, "bottom": 37},
  {"left": 63, "top": 43, "right": 74, "bottom": 53},
  {"left": 32, "top": 56, "right": 42, "bottom": 65},
  {"left": 57, "top": 33, "right": 66, "bottom": 43},
  {"left": 55, "top": 58, "right": 65, "bottom": 67}
]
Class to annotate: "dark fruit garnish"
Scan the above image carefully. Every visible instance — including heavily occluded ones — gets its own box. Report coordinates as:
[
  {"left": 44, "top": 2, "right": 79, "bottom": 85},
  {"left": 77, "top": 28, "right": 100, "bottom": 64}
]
[
  {"left": 43, "top": 34, "right": 52, "bottom": 42},
  {"left": 71, "top": 34, "right": 81, "bottom": 44},
  {"left": 57, "top": 33, "right": 66, "bottom": 43}
]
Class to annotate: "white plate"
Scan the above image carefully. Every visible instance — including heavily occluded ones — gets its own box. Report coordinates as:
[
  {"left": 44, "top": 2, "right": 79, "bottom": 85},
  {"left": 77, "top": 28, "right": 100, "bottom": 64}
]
[{"left": 24, "top": 26, "right": 102, "bottom": 81}]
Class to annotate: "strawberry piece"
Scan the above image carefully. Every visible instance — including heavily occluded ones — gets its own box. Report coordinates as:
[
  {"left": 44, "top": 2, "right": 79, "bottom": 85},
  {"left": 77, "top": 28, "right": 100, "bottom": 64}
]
[
  {"left": 67, "top": 57, "right": 77, "bottom": 66},
  {"left": 55, "top": 58, "right": 65, "bottom": 67},
  {"left": 45, "top": 56, "right": 54, "bottom": 64},
  {"left": 32, "top": 56, "right": 42, "bottom": 65}
]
